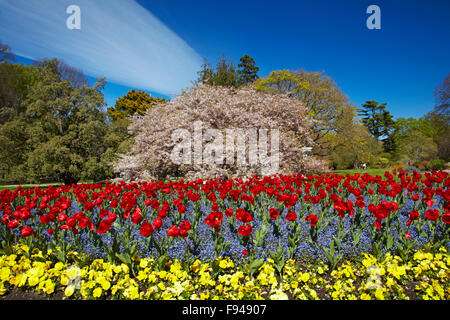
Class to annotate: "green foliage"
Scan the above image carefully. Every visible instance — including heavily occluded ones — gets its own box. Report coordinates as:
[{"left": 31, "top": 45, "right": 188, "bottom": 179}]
[
  {"left": 397, "top": 130, "right": 437, "bottom": 164},
  {"left": 324, "top": 105, "right": 382, "bottom": 169},
  {"left": 0, "top": 62, "right": 40, "bottom": 123},
  {"left": 358, "top": 100, "right": 396, "bottom": 144},
  {"left": 389, "top": 112, "right": 448, "bottom": 164},
  {"left": 107, "top": 89, "right": 166, "bottom": 122},
  {"left": 0, "top": 57, "right": 125, "bottom": 185},
  {"left": 426, "top": 159, "right": 447, "bottom": 171},
  {"left": 196, "top": 54, "right": 259, "bottom": 88},
  {"left": 255, "top": 69, "right": 349, "bottom": 147},
  {"left": 423, "top": 111, "right": 449, "bottom": 161},
  {"left": 237, "top": 54, "right": 259, "bottom": 85}
]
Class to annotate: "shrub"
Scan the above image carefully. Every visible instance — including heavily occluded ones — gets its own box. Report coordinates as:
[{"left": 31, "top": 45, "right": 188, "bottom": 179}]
[
  {"left": 414, "top": 160, "right": 429, "bottom": 171},
  {"left": 371, "top": 156, "right": 390, "bottom": 169},
  {"left": 389, "top": 164, "right": 404, "bottom": 173},
  {"left": 426, "top": 159, "right": 447, "bottom": 171}
]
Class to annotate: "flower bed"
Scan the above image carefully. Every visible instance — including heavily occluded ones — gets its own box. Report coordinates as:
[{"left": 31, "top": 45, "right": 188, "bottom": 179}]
[
  {"left": 0, "top": 244, "right": 448, "bottom": 300},
  {"left": 0, "top": 170, "right": 449, "bottom": 299}
]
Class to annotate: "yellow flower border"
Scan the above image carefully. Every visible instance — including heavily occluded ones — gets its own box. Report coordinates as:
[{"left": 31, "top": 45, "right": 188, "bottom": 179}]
[{"left": 0, "top": 245, "right": 448, "bottom": 300}]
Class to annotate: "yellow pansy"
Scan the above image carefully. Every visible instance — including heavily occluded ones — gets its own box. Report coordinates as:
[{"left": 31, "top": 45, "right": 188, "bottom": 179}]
[
  {"left": 301, "top": 273, "right": 310, "bottom": 283},
  {"left": 65, "top": 285, "right": 75, "bottom": 297},
  {"left": 0, "top": 267, "right": 10, "bottom": 281},
  {"left": 157, "top": 282, "right": 166, "bottom": 291},
  {"left": 101, "top": 280, "right": 111, "bottom": 291},
  {"left": 54, "top": 262, "right": 64, "bottom": 271},
  {"left": 44, "top": 279, "right": 55, "bottom": 295},
  {"left": 27, "top": 276, "right": 39, "bottom": 287},
  {"left": 0, "top": 282, "right": 7, "bottom": 295},
  {"left": 92, "top": 287, "right": 102, "bottom": 298},
  {"left": 374, "top": 288, "right": 385, "bottom": 300}
]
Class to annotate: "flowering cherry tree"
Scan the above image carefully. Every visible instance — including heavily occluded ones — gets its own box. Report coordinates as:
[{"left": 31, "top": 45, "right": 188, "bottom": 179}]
[{"left": 113, "top": 84, "right": 327, "bottom": 181}]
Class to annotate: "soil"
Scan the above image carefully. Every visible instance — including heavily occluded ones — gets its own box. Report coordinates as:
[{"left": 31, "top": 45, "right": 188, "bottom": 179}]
[{"left": 0, "top": 287, "right": 65, "bottom": 300}]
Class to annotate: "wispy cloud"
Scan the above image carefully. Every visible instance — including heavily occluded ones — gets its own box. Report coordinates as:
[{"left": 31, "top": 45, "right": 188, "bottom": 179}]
[{"left": 0, "top": 0, "right": 203, "bottom": 95}]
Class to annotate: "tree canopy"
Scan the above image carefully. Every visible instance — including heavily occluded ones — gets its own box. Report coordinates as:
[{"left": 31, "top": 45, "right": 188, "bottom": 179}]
[
  {"left": 196, "top": 54, "right": 260, "bottom": 88},
  {"left": 255, "top": 69, "right": 351, "bottom": 151},
  {"left": 0, "top": 57, "right": 124, "bottom": 185},
  {"left": 107, "top": 89, "right": 166, "bottom": 122}
]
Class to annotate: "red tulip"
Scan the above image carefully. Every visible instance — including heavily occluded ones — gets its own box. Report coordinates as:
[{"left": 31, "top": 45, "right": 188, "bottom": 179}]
[
  {"left": 269, "top": 208, "right": 279, "bottom": 220},
  {"left": 21, "top": 226, "right": 34, "bottom": 238},
  {"left": 66, "top": 216, "right": 77, "bottom": 228},
  {"left": 305, "top": 214, "right": 318, "bottom": 227},
  {"left": 179, "top": 228, "right": 189, "bottom": 238},
  {"left": 7, "top": 219, "right": 19, "bottom": 229},
  {"left": 286, "top": 211, "right": 297, "bottom": 222},
  {"left": 153, "top": 218, "right": 162, "bottom": 230},
  {"left": 131, "top": 207, "right": 143, "bottom": 224},
  {"left": 236, "top": 209, "right": 252, "bottom": 223},
  {"left": 177, "top": 204, "right": 186, "bottom": 214},
  {"left": 97, "top": 220, "right": 112, "bottom": 234},
  {"left": 425, "top": 209, "right": 439, "bottom": 221},
  {"left": 140, "top": 221, "right": 154, "bottom": 237},
  {"left": 58, "top": 213, "right": 68, "bottom": 222},
  {"left": 179, "top": 220, "right": 191, "bottom": 231},
  {"left": 409, "top": 210, "right": 419, "bottom": 221},
  {"left": 442, "top": 212, "right": 450, "bottom": 224},
  {"left": 238, "top": 224, "right": 252, "bottom": 237},
  {"left": 167, "top": 225, "right": 180, "bottom": 237},
  {"left": 208, "top": 193, "right": 217, "bottom": 202}
]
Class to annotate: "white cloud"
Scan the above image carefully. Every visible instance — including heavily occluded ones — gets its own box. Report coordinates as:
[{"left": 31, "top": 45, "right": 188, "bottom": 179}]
[{"left": 0, "top": 0, "right": 203, "bottom": 95}]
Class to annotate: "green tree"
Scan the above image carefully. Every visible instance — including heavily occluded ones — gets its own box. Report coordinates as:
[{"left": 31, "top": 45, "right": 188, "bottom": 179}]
[
  {"left": 237, "top": 54, "right": 259, "bottom": 85},
  {"left": 0, "top": 61, "right": 40, "bottom": 183},
  {"left": 358, "top": 101, "right": 396, "bottom": 140},
  {"left": 33, "top": 58, "right": 90, "bottom": 89},
  {"left": 358, "top": 101, "right": 397, "bottom": 154},
  {"left": 426, "top": 112, "right": 449, "bottom": 161},
  {"left": 0, "top": 119, "right": 30, "bottom": 182},
  {"left": 392, "top": 113, "right": 449, "bottom": 162},
  {"left": 0, "top": 62, "right": 40, "bottom": 124},
  {"left": 107, "top": 89, "right": 166, "bottom": 122},
  {"left": 211, "top": 54, "right": 239, "bottom": 87},
  {"left": 196, "top": 58, "right": 214, "bottom": 85},
  {"left": 430, "top": 74, "right": 450, "bottom": 160},
  {"left": 195, "top": 54, "right": 239, "bottom": 88},
  {"left": 23, "top": 62, "right": 111, "bottom": 185},
  {"left": 324, "top": 105, "right": 382, "bottom": 169},
  {"left": 0, "top": 53, "right": 130, "bottom": 184},
  {"left": 255, "top": 70, "right": 350, "bottom": 150},
  {"left": 398, "top": 130, "right": 438, "bottom": 164}
]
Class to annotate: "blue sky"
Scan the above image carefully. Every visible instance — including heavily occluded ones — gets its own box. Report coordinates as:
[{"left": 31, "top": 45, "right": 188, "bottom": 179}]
[{"left": 2, "top": 0, "right": 450, "bottom": 119}]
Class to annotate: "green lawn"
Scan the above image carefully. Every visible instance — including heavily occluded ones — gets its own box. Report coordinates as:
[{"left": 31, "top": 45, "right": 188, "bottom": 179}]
[
  {"left": 326, "top": 168, "right": 389, "bottom": 176},
  {"left": 0, "top": 180, "right": 103, "bottom": 191},
  {"left": 0, "top": 182, "right": 62, "bottom": 191}
]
